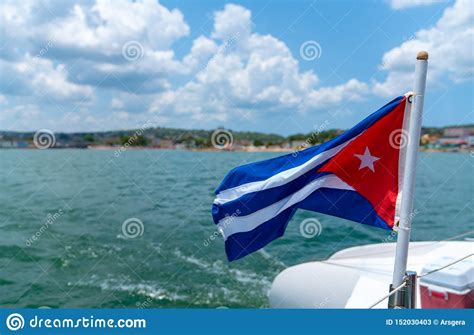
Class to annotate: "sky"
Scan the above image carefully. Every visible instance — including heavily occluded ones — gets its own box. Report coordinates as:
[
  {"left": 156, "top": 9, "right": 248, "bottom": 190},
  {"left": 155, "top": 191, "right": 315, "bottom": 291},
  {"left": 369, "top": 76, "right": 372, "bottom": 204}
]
[{"left": 0, "top": 0, "right": 473, "bottom": 135}]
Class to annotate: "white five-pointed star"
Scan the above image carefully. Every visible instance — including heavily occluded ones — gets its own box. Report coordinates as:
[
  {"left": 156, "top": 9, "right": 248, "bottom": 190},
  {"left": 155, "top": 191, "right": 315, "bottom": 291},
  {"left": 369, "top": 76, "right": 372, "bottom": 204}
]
[{"left": 354, "top": 147, "right": 380, "bottom": 172}]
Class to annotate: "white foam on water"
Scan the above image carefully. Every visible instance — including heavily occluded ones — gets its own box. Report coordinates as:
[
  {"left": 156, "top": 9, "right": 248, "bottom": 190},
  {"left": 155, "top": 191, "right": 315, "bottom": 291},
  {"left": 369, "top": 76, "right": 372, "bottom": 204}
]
[
  {"left": 172, "top": 249, "right": 272, "bottom": 289},
  {"left": 172, "top": 250, "right": 209, "bottom": 269},
  {"left": 71, "top": 277, "right": 187, "bottom": 302}
]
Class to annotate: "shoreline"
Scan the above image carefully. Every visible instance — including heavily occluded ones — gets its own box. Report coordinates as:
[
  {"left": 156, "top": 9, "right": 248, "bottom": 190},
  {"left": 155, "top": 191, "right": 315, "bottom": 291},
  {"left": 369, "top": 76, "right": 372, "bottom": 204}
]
[{"left": 0, "top": 146, "right": 472, "bottom": 153}]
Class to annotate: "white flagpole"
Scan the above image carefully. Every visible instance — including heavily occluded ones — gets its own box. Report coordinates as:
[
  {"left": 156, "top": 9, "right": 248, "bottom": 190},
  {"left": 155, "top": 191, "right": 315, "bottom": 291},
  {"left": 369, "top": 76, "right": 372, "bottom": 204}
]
[{"left": 391, "top": 51, "right": 429, "bottom": 299}]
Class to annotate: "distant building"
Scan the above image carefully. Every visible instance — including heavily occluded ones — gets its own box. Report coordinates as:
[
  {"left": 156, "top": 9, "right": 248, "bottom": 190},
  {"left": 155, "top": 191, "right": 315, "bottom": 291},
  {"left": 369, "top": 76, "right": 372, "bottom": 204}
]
[
  {"left": 290, "top": 140, "right": 308, "bottom": 149},
  {"left": 467, "top": 136, "right": 474, "bottom": 147},
  {"left": 437, "top": 137, "right": 467, "bottom": 146},
  {"left": 235, "top": 139, "right": 252, "bottom": 147},
  {"left": 421, "top": 134, "right": 435, "bottom": 145},
  {"left": 13, "top": 141, "right": 30, "bottom": 148},
  {"left": 266, "top": 144, "right": 283, "bottom": 150},
  {"left": 280, "top": 142, "right": 291, "bottom": 149},
  {"left": 443, "top": 127, "right": 474, "bottom": 137},
  {"left": 0, "top": 141, "right": 13, "bottom": 148},
  {"left": 156, "top": 139, "right": 174, "bottom": 148},
  {"left": 435, "top": 127, "right": 474, "bottom": 148}
]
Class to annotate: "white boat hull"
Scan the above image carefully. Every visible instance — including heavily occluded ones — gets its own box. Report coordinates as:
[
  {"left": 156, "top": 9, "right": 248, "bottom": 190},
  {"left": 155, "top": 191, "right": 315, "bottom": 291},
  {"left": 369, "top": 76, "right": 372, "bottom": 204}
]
[{"left": 269, "top": 241, "right": 473, "bottom": 308}]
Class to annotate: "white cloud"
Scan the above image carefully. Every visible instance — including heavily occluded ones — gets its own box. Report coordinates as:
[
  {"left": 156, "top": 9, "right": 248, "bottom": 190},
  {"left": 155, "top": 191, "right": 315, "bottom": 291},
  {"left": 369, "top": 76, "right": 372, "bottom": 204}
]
[
  {"left": 182, "top": 36, "right": 219, "bottom": 72},
  {"left": 111, "top": 98, "right": 124, "bottom": 110},
  {"left": 0, "top": 1, "right": 370, "bottom": 131},
  {"left": 306, "top": 79, "right": 369, "bottom": 108},
  {"left": 212, "top": 4, "right": 252, "bottom": 40},
  {"left": 0, "top": 1, "right": 35, "bottom": 60},
  {"left": 374, "top": 0, "right": 473, "bottom": 97},
  {"left": 46, "top": 0, "right": 189, "bottom": 56},
  {"left": 150, "top": 4, "right": 367, "bottom": 125},
  {"left": 389, "top": 0, "right": 444, "bottom": 10},
  {"left": 41, "top": 0, "right": 190, "bottom": 93},
  {"left": 0, "top": 104, "right": 42, "bottom": 130},
  {"left": 7, "top": 1, "right": 459, "bottom": 131},
  {"left": 109, "top": 92, "right": 153, "bottom": 113},
  {"left": 0, "top": 0, "right": 190, "bottom": 99},
  {"left": 0, "top": 55, "right": 94, "bottom": 102}
]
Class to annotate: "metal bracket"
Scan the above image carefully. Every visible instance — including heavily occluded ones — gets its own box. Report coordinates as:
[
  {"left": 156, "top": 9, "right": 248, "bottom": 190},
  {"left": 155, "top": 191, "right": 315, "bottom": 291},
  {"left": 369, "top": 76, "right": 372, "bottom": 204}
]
[{"left": 388, "top": 271, "right": 417, "bottom": 309}]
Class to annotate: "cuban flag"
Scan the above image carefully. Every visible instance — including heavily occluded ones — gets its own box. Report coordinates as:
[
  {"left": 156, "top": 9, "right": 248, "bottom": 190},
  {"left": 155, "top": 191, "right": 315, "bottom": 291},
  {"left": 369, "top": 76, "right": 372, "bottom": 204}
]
[{"left": 212, "top": 94, "right": 412, "bottom": 261}]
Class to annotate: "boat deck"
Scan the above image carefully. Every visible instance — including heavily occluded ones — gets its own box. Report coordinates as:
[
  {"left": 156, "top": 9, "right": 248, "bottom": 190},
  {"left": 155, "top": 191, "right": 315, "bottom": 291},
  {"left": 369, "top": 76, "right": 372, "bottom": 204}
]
[{"left": 269, "top": 241, "right": 473, "bottom": 308}]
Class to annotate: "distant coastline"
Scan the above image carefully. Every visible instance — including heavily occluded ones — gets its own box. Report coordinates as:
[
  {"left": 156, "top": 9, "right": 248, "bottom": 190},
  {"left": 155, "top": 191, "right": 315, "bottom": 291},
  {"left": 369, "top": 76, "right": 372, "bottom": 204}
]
[
  {"left": 1, "top": 145, "right": 471, "bottom": 155},
  {"left": 1, "top": 124, "right": 473, "bottom": 152}
]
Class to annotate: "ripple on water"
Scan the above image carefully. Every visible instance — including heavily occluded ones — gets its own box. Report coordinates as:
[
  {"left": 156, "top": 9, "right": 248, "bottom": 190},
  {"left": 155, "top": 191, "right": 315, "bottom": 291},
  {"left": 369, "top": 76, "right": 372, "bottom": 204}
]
[{"left": 0, "top": 150, "right": 471, "bottom": 307}]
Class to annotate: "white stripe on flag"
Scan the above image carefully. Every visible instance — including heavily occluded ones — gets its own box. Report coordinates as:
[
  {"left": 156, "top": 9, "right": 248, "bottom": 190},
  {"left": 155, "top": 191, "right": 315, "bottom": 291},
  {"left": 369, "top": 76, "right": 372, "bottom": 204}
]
[
  {"left": 214, "top": 137, "right": 358, "bottom": 205},
  {"left": 217, "top": 174, "right": 353, "bottom": 240}
]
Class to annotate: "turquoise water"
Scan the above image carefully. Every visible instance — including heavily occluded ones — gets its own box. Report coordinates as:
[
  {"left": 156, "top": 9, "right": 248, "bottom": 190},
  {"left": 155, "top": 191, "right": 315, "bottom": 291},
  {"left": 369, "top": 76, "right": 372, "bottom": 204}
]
[{"left": 0, "top": 150, "right": 472, "bottom": 308}]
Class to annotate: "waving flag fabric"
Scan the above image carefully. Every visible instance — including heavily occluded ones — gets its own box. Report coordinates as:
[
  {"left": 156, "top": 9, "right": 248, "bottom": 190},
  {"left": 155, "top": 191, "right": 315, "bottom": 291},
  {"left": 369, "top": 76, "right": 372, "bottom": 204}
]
[{"left": 212, "top": 94, "right": 412, "bottom": 261}]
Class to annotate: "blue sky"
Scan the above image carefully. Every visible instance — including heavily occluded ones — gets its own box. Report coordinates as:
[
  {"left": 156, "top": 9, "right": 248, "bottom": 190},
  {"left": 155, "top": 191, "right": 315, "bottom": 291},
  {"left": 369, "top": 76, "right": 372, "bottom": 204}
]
[{"left": 0, "top": 0, "right": 472, "bottom": 134}]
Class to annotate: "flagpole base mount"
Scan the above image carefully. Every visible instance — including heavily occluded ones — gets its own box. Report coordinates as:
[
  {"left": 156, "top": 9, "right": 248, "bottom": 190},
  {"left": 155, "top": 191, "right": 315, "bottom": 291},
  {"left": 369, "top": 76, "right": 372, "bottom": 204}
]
[{"left": 388, "top": 271, "right": 417, "bottom": 309}]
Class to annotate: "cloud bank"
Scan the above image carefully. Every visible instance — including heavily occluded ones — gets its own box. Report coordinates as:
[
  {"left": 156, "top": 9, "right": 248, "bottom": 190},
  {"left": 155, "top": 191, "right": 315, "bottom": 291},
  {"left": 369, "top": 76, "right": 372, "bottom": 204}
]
[{"left": 0, "top": 0, "right": 471, "bottom": 131}]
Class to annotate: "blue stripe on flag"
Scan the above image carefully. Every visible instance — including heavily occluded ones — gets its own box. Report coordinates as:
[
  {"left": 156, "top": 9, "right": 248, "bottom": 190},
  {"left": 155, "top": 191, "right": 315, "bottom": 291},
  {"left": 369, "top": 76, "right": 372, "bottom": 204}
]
[
  {"left": 225, "top": 207, "right": 297, "bottom": 261},
  {"left": 298, "top": 188, "right": 390, "bottom": 230},
  {"left": 224, "top": 189, "right": 390, "bottom": 261},
  {"left": 212, "top": 171, "right": 332, "bottom": 223}
]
